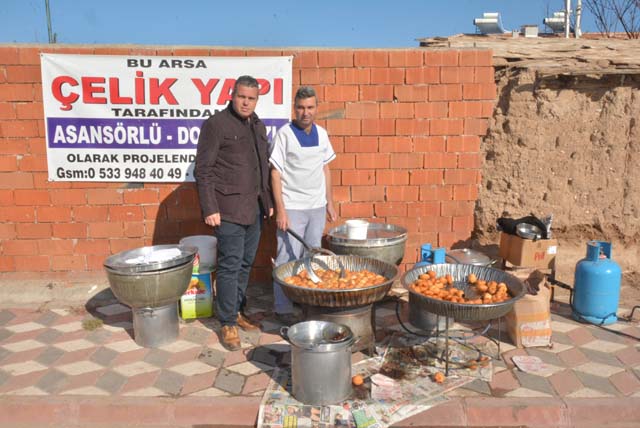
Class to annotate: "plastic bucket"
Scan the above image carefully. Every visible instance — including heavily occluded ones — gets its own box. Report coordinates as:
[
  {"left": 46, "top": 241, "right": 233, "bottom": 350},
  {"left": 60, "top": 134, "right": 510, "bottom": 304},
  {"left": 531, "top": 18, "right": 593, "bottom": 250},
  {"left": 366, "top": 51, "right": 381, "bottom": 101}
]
[
  {"left": 345, "top": 219, "right": 369, "bottom": 240},
  {"left": 179, "top": 235, "right": 217, "bottom": 270}
]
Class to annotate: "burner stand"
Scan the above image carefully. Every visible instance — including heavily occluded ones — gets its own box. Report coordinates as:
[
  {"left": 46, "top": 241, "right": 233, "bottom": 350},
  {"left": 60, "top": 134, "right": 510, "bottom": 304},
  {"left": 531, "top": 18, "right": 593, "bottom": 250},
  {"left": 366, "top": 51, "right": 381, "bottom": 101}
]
[{"left": 303, "top": 304, "right": 375, "bottom": 354}]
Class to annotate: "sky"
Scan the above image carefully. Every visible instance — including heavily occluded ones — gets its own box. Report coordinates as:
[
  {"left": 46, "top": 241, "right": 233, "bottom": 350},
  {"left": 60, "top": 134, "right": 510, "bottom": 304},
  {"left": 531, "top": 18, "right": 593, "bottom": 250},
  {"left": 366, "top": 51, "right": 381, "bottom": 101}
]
[{"left": 1, "top": 1, "right": 597, "bottom": 48}]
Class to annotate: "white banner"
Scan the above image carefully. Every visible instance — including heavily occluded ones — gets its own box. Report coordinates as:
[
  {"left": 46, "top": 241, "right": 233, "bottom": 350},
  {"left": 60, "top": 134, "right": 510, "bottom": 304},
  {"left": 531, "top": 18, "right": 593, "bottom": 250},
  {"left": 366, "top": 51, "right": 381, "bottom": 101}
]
[{"left": 40, "top": 54, "right": 293, "bottom": 182}]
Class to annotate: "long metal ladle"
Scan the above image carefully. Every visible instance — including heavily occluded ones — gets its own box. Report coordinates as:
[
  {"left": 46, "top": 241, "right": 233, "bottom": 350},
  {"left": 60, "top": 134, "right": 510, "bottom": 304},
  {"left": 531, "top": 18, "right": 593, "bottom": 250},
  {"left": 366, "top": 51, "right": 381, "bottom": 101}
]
[{"left": 286, "top": 228, "right": 346, "bottom": 283}]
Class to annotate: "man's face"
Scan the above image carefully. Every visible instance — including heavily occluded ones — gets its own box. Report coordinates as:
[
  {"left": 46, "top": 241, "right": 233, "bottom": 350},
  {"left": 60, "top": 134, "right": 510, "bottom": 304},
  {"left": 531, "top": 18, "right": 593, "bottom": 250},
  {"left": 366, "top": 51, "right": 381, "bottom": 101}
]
[
  {"left": 231, "top": 84, "right": 259, "bottom": 119},
  {"left": 294, "top": 96, "right": 317, "bottom": 129}
]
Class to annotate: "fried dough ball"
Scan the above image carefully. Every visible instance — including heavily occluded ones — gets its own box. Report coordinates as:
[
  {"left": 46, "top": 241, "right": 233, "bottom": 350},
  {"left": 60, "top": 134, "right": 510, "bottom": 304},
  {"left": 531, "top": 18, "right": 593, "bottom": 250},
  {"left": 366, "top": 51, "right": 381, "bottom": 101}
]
[
  {"left": 410, "top": 271, "right": 512, "bottom": 305},
  {"left": 284, "top": 269, "right": 386, "bottom": 290}
]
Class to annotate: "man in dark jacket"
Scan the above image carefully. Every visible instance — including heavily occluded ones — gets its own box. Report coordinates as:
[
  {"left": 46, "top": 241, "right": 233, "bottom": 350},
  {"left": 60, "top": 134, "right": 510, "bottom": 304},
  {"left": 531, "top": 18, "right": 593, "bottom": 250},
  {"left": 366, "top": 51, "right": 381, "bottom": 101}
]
[{"left": 194, "top": 75, "right": 273, "bottom": 350}]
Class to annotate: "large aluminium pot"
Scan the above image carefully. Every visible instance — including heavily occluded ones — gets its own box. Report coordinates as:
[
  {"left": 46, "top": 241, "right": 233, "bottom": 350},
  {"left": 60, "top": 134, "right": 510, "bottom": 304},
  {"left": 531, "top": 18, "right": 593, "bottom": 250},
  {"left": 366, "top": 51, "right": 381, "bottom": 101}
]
[
  {"left": 326, "top": 223, "right": 407, "bottom": 266},
  {"left": 281, "top": 320, "right": 354, "bottom": 405}
]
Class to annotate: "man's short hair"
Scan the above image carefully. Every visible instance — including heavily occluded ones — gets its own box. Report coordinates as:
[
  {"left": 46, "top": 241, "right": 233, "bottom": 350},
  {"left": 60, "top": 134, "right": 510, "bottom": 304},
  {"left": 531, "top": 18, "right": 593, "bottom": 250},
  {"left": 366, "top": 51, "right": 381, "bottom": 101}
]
[
  {"left": 295, "top": 86, "right": 317, "bottom": 103},
  {"left": 233, "top": 75, "right": 260, "bottom": 94}
]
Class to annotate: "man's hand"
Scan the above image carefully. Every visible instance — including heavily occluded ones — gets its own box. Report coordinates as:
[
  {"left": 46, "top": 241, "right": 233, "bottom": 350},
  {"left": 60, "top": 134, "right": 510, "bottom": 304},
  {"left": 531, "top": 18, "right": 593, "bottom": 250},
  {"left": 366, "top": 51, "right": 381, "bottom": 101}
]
[
  {"left": 276, "top": 210, "right": 289, "bottom": 231},
  {"left": 204, "top": 213, "right": 221, "bottom": 227},
  {"left": 268, "top": 208, "right": 274, "bottom": 218},
  {"left": 326, "top": 202, "right": 337, "bottom": 223}
]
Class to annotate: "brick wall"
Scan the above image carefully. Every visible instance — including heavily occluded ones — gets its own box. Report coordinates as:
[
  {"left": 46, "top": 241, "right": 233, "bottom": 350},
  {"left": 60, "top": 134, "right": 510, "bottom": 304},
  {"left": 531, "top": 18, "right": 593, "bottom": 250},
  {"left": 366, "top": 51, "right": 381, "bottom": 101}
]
[{"left": 0, "top": 45, "right": 495, "bottom": 282}]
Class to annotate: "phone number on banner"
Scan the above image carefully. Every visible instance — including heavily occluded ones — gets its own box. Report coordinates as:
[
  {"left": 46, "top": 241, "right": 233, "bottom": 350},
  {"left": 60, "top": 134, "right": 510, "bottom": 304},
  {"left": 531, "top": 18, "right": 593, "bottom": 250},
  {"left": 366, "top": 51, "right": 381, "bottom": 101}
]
[{"left": 54, "top": 164, "right": 192, "bottom": 182}]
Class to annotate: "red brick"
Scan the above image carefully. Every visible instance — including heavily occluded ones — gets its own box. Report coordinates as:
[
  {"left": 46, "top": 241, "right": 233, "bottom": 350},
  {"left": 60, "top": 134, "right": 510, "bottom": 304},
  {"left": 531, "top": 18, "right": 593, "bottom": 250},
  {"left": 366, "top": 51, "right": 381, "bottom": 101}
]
[
  {"left": 342, "top": 136, "right": 377, "bottom": 154},
  {"left": 331, "top": 153, "right": 355, "bottom": 169},
  {"left": 376, "top": 170, "right": 409, "bottom": 185},
  {"left": 3, "top": 239, "right": 38, "bottom": 255},
  {"left": 324, "top": 85, "right": 359, "bottom": 102},
  {"left": 109, "top": 205, "right": 144, "bottom": 221},
  {"left": 424, "top": 152, "right": 457, "bottom": 169},
  {"left": 52, "top": 223, "right": 87, "bottom": 238},
  {"left": 458, "top": 153, "right": 482, "bottom": 168},
  {"left": 36, "top": 206, "right": 72, "bottom": 222},
  {"left": 475, "top": 66, "right": 495, "bottom": 82},
  {"left": 375, "top": 202, "right": 408, "bottom": 217},
  {"left": 395, "top": 118, "right": 429, "bottom": 136},
  {"left": 430, "top": 119, "right": 463, "bottom": 136},
  {"left": 429, "top": 84, "right": 462, "bottom": 101},
  {"left": 0, "top": 155, "right": 18, "bottom": 171},
  {"left": 124, "top": 221, "right": 145, "bottom": 237},
  {"left": 463, "top": 83, "right": 497, "bottom": 100},
  {"left": 441, "top": 200, "right": 474, "bottom": 216},
  {"left": 26, "top": 137, "right": 46, "bottom": 154},
  {"left": 361, "top": 118, "right": 394, "bottom": 136},
  {"left": 88, "top": 222, "right": 124, "bottom": 238},
  {"left": 453, "top": 215, "right": 474, "bottom": 232},
  {"left": 122, "top": 189, "right": 158, "bottom": 204},
  {"left": 360, "top": 85, "right": 394, "bottom": 101},
  {"left": 419, "top": 184, "right": 453, "bottom": 200},
  {"left": 74, "top": 206, "right": 108, "bottom": 221},
  {"left": 379, "top": 136, "right": 412, "bottom": 152},
  {"left": 345, "top": 102, "right": 378, "bottom": 119},
  {"left": 0, "top": 84, "right": 33, "bottom": 101},
  {"left": 0, "top": 223, "right": 16, "bottom": 239},
  {"left": 384, "top": 216, "right": 419, "bottom": 233},
  {"left": 18, "top": 155, "right": 47, "bottom": 171},
  {"left": 14, "top": 255, "right": 50, "bottom": 271},
  {"left": 444, "top": 169, "right": 479, "bottom": 185},
  {"left": 325, "top": 119, "right": 360, "bottom": 136},
  {"left": 0, "top": 120, "right": 39, "bottom": 137},
  {"left": 414, "top": 102, "right": 448, "bottom": 118},
  {"left": 447, "top": 135, "right": 481, "bottom": 152},
  {"left": 317, "top": 102, "right": 345, "bottom": 119},
  {"left": 5, "top": 65, "right": 41, "bottom": 83},
  {"left": 389, "top": 50, "right": 423, "bottom": 67},
  {"left": 405, "top": 67, "right": 440, "bottom": 84},
  {"left": 464, "top": 118, "right": 489, "bottom": 135},
  {"left": 0, "top": 256, "right": 15, "bottom": 272},
  {"left": 335, "top": 68, "right": 370, "bottom": 84},
  {"left": 37, "top": 239, "right": 74, "bottom": 255},
  {"left": 292, "top": 51, "right": 318, "bottom": 68},
  {"left": 354, "top": 50, "right": 388, "bottom": 67},
  {"left": 342, "top": 170, "right": 375, "bottom": 185},
  {"left": 370, "top": 68, "right": 404, "bottom": 84},
  {"left": 332, "top": 186, "right": 350, "bottom": 202},
  {"left": 0, "top": 46, "right": 19, "bottom": 63},
  {"left": 440, "top": 66, "right": 475, "bottom": 83},
  {"left": 48, "top": 189, "right": 87, "bottom": 205},
  {"left": 318, "top": 51, "right": 353, "bottom": 67},
  {"left": 424, "top": 50, "right": 459, "bottom": 66},
  {"left": 0, "top": 189, "right": 13, "bottom": 205},
  {"left": 355, "top": 153, "right": 390, "bottom": 169},
  {"left": 110, "top": 238, "right": 146, "bottom": 254},
  {"left": 351, "top": 186, "right": 385, "bottom": 202},
  {"left": 386, "top": 185, "right": 419, "bottom": 201},
  {"left": 0, "top": 103, "right": 16, "bottom": 119},
  {"left": 340, "top": 202, "right": 373, "bottom": 218},
  {"left": 390, "top": 153, "right": 423, "bottom": 169},
  {"left": 411, "top": 170, "right": 443, "bottom": 185},
  {"left": 459, "top": 49, "right": 493, "bottom": 66},
  {"left": 394, "top": 85, "right": 429, "bottom": 102},
  {"left": 379, "top": 102, "right": 413, "bottom": 118},
  {"left": 14, "top": 189, "right": 49, "bottom": 205},
  {"left": 414, "top": 136, "right": 446, "bottom": 152},
  {"left": 75, "top": 239, "right": 111, "bottom": 255},
  {"left": 86, "top": 188, "right": 124, "bottom": 205},
  {"left": 0, "top": 206, "right": 35, "bottom": 222},
  {"left": 453, "top": 184, "right": 479, "bottom": 201},
  {"left": 300, "top": 68, "right": 335, "bottom": 84},
  {"left": 449, "top": 101, "right": 484, "bottom": 118},
  {"left": 419, "top": 216, "right": 441, "bottom": 232}
]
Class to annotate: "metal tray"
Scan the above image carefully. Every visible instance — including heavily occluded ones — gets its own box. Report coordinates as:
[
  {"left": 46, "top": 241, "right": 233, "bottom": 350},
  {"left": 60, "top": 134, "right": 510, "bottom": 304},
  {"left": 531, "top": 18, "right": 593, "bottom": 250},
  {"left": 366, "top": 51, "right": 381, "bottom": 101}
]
[
  {"left": 401, "top": 264, "right": 526, "bottom": 321},
  {"left": 272, "top": 255, "right": 399, "bottom": 307},
  {"left": 327, "top": 223, "right": 407, "bottom": 247},
  {"left": 104, "top": 244, "right": 197, "bottom": 273}
]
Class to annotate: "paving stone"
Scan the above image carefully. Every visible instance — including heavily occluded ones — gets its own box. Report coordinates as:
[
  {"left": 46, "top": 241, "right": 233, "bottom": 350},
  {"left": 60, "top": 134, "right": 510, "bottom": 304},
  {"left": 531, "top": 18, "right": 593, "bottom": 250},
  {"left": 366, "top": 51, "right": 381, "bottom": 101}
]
[
  {"left": 525, "top": 348, "right": 565, "bottom": 367},
  {"left": 488, "top": 369, "right": 519, "bottom": 396},
  {"left": 84, "top": 329, "right": 112, "bottom": 345},
  {"left": 90, "top": 347, "right": 119, "bottom": 367},
  {"left": 36, "top": 369, "right": 68, "bottom": 393},
  {"left": 241, "top": 372, "right": 271, "bottom": 395},
  {"left": 513, "top": 370, "right": 556, "bottom": 396},
  {"left": 249, "top": 347, "right": 279, "bottom": 367},
  {"left": 574, "top": 370, "right": 620, "bottom": 396},
  {"left": 35, "top": 311, "right": 60, "bottom": 326},
  {"left": 550, "top": 330, "right": 574, "bottom": 346},
  {"left": 239, "top": 329, "right": 261, "bottom": 347},
  {"left": 580, "top": 347, "right": 626, "bottom": 367},
  {"left": 0, "top": 310, "right": 16, "bottom": 326},
  {"left": 615, "top": 346, "right": 640, "bottom": 366},
  {"left": 609, "top": 370, "right": 640, "bottom": 396},
  {"left": 557, "top": 347, "right": 590, "bottom": 367},
  {"left": 143, "top": 348, "right": 172, "bottom": 367},
  {"left": 153, "top": 369, "right": 185, "bottom": 396},
  {"left": 567, "top": 327, "right": 596, "bottom": 346},
  {"left": 0, "top": 346, "right": 10, "bottom": 363},
  {"left": 35, "top": 329, "right": 63, "bottom": 344},
  {"left": 458, "top": 378, "right": 492, "bottom": 395},
  {"left": 549, "top": 369, "right": 583, "bottom": 396},
  {"left": 197, "top": 347, "right": 226, "bottom": 368},
  {"left": 181, "top": 326, "right": 213, "bottom": 344},
  {"left": 0, "top": 369, "right": 9, "bottom": 387},
  {"left": 0, "top": 328, "right": 11, "bottom": 343},
  {"left": 214, "top": 368, "right": 245, "bottom": 395},
  {"left": 590, "top": 325, "right": 630, "bottom": 343},
  {"left": 34, "top": 346, "right": 65, "bottom": 366}
]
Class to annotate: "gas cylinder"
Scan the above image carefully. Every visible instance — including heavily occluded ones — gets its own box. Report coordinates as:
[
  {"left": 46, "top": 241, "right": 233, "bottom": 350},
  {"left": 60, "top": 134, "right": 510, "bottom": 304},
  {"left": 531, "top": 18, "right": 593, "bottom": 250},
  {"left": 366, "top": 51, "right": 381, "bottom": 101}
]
[{"left": 572, "top": 241, "right": 622, "bottom": 325}]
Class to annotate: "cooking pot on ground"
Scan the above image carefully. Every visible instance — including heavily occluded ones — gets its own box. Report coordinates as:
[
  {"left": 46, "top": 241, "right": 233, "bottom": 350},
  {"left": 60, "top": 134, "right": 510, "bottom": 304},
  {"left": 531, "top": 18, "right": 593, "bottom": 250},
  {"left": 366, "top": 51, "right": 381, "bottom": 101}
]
[{"left": 281, "top": 320, "right": 355, "bottom": 405}]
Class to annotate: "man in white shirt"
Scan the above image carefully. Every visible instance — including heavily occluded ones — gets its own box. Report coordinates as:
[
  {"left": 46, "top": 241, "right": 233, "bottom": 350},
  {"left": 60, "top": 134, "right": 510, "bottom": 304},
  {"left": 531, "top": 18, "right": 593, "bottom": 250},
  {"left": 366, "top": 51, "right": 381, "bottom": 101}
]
[{"left": 269, "top": 86, "right": 337, "bottom": 324}]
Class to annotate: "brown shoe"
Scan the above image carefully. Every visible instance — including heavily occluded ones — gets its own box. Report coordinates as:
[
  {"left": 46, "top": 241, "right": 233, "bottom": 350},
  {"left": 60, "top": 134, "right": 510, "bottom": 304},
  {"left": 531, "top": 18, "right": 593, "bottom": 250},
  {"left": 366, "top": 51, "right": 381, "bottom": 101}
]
[
  {"left": 237, "top": 312, "right": 261, "bottom": 331},
  {"left": 220, "top": 325, "right": 241, "bottom": 351}
]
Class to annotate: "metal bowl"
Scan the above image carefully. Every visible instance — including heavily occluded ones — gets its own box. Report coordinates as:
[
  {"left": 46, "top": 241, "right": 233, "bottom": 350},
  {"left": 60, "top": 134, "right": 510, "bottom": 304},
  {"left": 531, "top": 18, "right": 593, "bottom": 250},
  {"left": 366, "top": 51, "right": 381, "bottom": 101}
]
[
  {"left": 515, "top": 223, "right": 543, "bottom": 240},
  {"left": 401, "top": 264, "right": 526, "bottom": 321},
  {"left": 273, "top": 255, "right": 399, "bottom": 307},
  {"left": 104, "top": 244, "right": 198, "bottom": 273},
  {"left": 326, "top": 223, "right": 407, "bottom": 265}
]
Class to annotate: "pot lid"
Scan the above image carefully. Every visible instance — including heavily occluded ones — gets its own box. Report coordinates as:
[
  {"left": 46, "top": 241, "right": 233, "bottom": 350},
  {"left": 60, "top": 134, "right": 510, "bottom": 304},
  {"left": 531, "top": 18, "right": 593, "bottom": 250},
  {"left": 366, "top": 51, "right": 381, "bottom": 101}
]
[
  {"left": 104, "top": 244, "right": 197, "bottom": 273},
  {"left": 327, "top": 223, "right": 407, "bottom": 247},
  {"left": 446, "top": 249, "right": 492, "bottom": 266},
  {"left": 284, "top": 320, "right": 354, "bottom": 351}
]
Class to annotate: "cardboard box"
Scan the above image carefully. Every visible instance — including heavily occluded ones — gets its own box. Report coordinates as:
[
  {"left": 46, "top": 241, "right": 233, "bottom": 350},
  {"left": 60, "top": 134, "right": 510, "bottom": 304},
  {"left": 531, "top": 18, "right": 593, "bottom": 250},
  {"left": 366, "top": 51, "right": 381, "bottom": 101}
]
[
  {"left": 499, "top": 233, "right": 558, "bottom": 269},
  {"left": 505, "top": 270, "right": 552, "bottom": 348}
]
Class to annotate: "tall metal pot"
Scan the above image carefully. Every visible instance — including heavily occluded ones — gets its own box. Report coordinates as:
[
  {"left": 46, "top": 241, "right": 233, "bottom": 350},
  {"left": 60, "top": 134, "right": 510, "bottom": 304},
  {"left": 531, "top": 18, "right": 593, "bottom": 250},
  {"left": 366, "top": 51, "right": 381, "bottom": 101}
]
[{"left": 281, "top": 321, "right": 354, "bottom": 405}]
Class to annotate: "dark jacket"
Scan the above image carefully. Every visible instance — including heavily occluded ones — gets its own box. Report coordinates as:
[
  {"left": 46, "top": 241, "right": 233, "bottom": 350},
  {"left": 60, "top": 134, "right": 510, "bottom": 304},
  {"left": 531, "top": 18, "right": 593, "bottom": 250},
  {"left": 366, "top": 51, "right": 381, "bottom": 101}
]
[{"left": 194, "top": 105, "right": 272, "bottom": 225}]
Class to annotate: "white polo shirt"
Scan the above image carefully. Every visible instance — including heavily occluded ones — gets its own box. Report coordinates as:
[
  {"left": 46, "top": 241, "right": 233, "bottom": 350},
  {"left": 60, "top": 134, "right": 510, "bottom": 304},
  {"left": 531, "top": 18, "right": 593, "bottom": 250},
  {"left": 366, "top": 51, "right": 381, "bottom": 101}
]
[{"left": 269, "top": 122, "right": 336, "bottom": 210}]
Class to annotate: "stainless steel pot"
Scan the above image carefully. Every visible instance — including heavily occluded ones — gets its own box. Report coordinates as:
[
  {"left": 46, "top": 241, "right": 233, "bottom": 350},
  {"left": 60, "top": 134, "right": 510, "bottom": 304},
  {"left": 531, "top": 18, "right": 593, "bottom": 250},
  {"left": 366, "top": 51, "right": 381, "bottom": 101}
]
[
  {"left": 326, "top": 223, "right": 407, "bottom": 266},
  {"left": 281, "top": 320, "right": 354, "bottom": 405}
]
